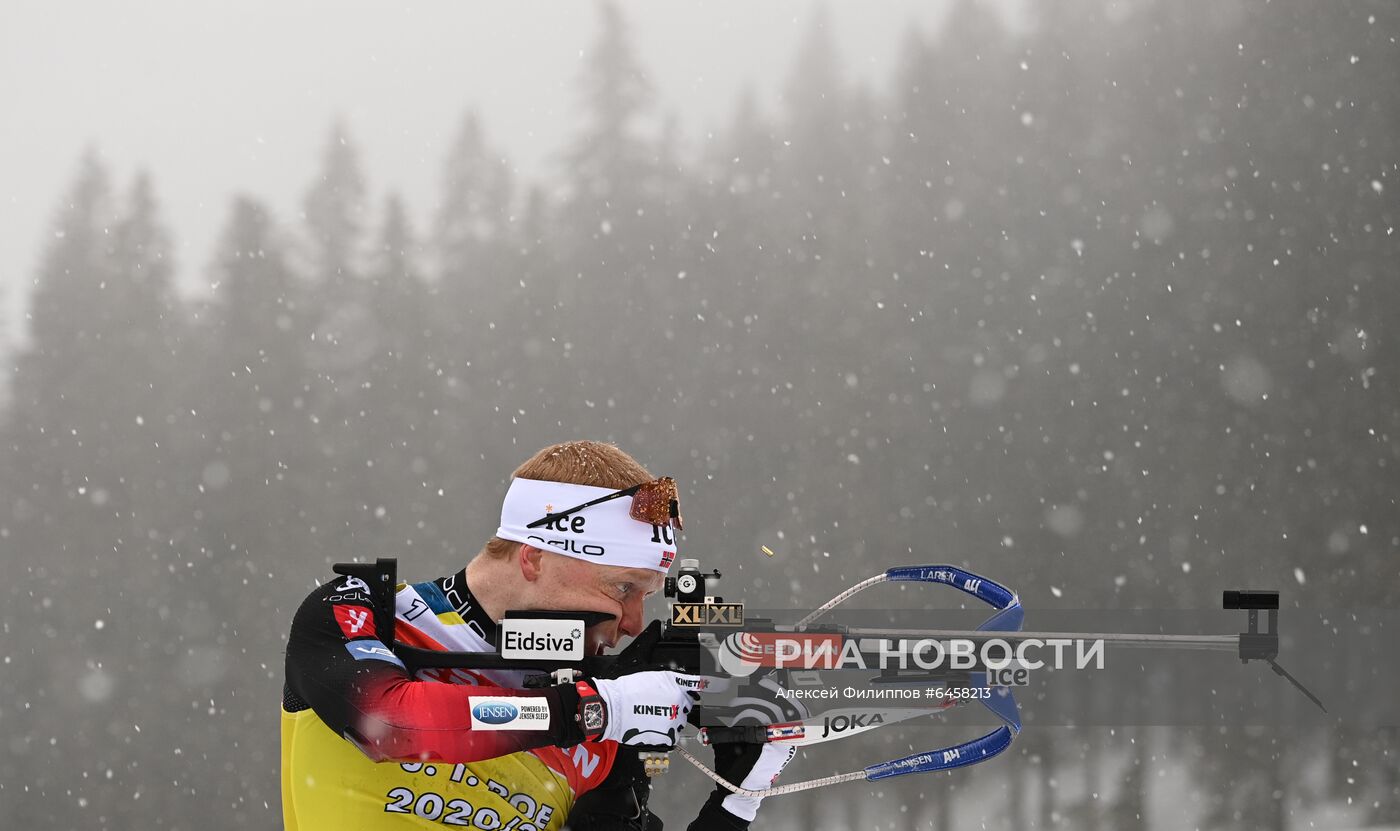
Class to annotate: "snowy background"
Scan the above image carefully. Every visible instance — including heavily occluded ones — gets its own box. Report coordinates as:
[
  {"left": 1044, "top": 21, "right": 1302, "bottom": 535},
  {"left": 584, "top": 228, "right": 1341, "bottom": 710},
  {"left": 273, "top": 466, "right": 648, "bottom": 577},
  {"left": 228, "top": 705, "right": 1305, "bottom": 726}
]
[{"left": 2, "top": 1, "right": 1398, "bottom": 828}]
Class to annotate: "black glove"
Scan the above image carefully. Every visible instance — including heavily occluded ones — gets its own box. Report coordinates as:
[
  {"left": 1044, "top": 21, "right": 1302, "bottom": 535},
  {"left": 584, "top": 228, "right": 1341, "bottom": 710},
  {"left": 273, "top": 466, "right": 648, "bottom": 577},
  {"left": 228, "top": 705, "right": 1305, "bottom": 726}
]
[
  {"left": 694, "top": 675, "right": 804, "bottom": 825},
  {"left": 703, "top": 737, "right": 795, "bottom": 823},
  {"left": 684, "top": 789, "right": 753, "bottom": 831},
  {"left": 565, "top": 747, "right": 663, "bottom": 831}
]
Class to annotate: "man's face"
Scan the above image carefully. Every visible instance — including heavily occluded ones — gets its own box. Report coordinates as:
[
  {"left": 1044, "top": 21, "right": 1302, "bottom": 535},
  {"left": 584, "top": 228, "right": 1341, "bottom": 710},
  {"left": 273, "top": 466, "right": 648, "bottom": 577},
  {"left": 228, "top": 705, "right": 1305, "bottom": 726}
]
[{"left": 520, "top": 548, "right": 664, "bottom": 655}]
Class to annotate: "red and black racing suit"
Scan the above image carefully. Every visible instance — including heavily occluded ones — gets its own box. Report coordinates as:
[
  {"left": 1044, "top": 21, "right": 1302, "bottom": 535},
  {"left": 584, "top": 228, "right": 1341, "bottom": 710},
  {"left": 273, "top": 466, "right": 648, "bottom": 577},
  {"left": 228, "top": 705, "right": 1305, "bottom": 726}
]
[{"left": 281, "top": 568, "right": 744, "bottom": 830}]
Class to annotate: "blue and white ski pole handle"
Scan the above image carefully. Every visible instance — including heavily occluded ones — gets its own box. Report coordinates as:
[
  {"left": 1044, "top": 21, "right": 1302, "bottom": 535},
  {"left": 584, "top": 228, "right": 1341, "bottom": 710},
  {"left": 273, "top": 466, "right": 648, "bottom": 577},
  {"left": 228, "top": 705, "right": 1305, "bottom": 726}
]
[
  {"left": 677, "top": 724, "right": 1015, "bottom": 796},
  {"left": 793, "top": 564, "right": 1020, "bottom": 629},
  {"left": 678, "top": 697, "right": 1019, "bottom": 794},
  {"left": 864, "top": 724, "right": 1015, "bottom": 780},
  {"left": 681, "top": 564, "right": 1024, "bottom": 797}
]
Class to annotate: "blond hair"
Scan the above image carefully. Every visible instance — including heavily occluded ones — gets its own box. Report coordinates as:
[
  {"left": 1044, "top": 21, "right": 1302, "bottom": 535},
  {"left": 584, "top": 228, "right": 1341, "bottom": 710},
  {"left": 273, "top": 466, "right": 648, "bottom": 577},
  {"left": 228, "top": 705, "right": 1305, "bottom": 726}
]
[{"left": 482, "top": 441, "right": 654, "bottom": 559}]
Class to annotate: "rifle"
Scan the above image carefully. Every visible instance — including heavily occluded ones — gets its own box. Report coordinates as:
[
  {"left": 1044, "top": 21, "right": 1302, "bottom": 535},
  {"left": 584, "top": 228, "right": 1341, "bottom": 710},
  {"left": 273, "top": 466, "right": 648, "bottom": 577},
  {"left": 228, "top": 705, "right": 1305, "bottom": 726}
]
[{"left": 332, "top": 556, "right": 1324, "bottom": 798}]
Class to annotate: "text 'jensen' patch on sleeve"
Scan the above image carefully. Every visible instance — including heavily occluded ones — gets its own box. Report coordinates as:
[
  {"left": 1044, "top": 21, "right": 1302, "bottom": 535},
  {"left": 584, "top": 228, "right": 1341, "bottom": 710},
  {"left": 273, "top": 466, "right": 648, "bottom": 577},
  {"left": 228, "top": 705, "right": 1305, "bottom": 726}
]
[{"left": 468, "top": 697, "right": 551, "bottom": 731}]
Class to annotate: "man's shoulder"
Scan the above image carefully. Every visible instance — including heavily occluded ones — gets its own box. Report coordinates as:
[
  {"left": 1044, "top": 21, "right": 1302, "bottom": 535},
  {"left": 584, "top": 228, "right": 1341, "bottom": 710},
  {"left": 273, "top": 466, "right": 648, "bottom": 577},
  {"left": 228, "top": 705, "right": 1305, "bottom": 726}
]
[
  {"left": 286, "top": 572, "right": 387, "bottom": 644},
  {"left": 295, "top": 571, "right": 380, "bottom": 608}
]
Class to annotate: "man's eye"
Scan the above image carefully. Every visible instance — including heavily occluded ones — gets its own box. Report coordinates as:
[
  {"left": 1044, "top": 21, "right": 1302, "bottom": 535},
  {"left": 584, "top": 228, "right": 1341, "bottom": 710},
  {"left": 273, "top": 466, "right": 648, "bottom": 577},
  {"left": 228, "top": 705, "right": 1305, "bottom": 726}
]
[{"left": 615, "top": 583, "right": 633, "bottom": 597}]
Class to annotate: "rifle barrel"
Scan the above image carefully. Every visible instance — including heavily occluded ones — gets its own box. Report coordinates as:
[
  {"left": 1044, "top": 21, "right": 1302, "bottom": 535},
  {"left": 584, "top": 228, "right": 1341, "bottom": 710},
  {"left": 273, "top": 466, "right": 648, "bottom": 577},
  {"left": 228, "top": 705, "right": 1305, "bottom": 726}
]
[{"left": 821, "top": 628, "right": 1241, "bottom": 652}]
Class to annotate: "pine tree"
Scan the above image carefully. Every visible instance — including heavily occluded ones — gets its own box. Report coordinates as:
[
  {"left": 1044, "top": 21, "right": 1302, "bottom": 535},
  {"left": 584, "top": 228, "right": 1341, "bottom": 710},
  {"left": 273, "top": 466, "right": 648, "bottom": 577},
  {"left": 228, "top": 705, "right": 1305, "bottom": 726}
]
[
  {"left": 776, "top": 3, "right": 855, "bottom": 262},
  {"left": 567, "top": 0, "right": 655, "bottom": 208},
  {"left": 550, "top": 0, "right": 670, "bottom": 413},
  {"left": 107, "top": 171, "right": 186, "bottom": 526},
  {"left": 303, "top": 118, "right": 368, "bottom": 287},
  {"left": 299, "top": 121, "right": 376, "bottom": 555},
  {"left": 432, "top": 110, "right": 519, "bottom": 369},
  {"left": 302, "top": 119, "right": 375, "bottom": 376},
  {"left": 11, "top": 158, "right": 183, "bottom": 560},
  {"left": 435, "top": 111, "right": 514, "bottom": 280},
  {"left": 199, "top": 195, "right": 314, "bottom": 568},
  {"left": 14, "top": 150, "right": 117, "bottom": 454},
  {"left": 358, "top": 195, "right": 450, "bottom": 555},
  {"left": 4, "top": 155, "right": 192, "bottom": 828},
  {"left": 0, "top": 149, "right": 116, "bottom": 829}
]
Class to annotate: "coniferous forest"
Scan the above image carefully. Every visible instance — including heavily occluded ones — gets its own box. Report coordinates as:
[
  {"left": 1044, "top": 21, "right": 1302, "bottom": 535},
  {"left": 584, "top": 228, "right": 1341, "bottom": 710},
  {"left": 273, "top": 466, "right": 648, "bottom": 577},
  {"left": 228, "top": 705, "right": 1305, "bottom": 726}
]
[{"left": 3, "top": 2, "right": 1398, "bottom": 828}]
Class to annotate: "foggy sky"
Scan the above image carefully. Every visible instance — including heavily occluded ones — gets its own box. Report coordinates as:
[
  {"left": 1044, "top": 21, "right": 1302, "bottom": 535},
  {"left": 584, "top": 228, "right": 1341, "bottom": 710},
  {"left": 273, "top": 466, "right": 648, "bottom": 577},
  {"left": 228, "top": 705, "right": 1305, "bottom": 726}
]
[{"left": 0, "top": 0, "right": 983, "bottom": 344}]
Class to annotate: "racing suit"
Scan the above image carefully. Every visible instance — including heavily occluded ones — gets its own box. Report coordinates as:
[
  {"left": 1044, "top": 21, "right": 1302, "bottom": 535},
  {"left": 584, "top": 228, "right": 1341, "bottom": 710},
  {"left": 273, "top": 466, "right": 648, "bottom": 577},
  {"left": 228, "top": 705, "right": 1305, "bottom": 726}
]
[{"left": 280, "top": 567, "right": 750, "bottom": 830}]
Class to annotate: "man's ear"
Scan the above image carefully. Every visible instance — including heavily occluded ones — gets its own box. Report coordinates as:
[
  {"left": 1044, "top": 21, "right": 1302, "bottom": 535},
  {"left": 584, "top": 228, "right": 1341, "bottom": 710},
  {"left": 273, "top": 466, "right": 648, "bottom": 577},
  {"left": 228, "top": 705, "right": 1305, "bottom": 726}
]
[{"left": 518, "top": 544, "right": 546, "bottom": 582}]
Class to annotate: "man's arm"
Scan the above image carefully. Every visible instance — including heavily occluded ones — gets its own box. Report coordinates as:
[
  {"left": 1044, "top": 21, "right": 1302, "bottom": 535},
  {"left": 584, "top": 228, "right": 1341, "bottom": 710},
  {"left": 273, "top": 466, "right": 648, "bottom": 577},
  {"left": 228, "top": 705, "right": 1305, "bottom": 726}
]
[
  {"left": 284, "top": 579, "right": 586, "bottom": 763},
  {"left": 563, "top": 747, "right": 663, "bottom": 830},
  {"left": 683, "top": 675, "right": 806, "bottom": 830}
]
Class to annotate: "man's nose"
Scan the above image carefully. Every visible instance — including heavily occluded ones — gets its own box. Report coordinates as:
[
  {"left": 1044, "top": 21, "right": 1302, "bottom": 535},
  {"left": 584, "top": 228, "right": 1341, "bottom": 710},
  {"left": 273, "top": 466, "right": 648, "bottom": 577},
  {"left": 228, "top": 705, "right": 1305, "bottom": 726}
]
[{"left": 618, "top": 597, "right": 646, "bottom": 638}]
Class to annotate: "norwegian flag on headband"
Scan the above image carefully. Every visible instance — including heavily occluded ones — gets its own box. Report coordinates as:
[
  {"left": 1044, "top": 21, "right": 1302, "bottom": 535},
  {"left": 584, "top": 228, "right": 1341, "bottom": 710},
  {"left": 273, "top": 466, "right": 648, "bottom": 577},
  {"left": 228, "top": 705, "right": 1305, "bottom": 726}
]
[{"left": 659, "top": 550, "right": 676, "bottom": 570}]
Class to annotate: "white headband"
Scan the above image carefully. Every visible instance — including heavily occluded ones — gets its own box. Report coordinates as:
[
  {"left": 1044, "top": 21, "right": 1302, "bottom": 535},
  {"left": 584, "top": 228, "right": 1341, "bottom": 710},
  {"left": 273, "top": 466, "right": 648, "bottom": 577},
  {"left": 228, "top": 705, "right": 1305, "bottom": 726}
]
[{"left": 496, "top": 478, "right": 679, "bottom": 574}]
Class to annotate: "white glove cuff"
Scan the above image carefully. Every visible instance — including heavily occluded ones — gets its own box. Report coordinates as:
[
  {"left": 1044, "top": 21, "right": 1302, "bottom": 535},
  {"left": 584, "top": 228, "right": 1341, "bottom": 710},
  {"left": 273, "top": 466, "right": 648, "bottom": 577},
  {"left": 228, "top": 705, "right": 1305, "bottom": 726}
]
[{"left": 721, "top": 744, "right": 795, "bottom": 821}]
